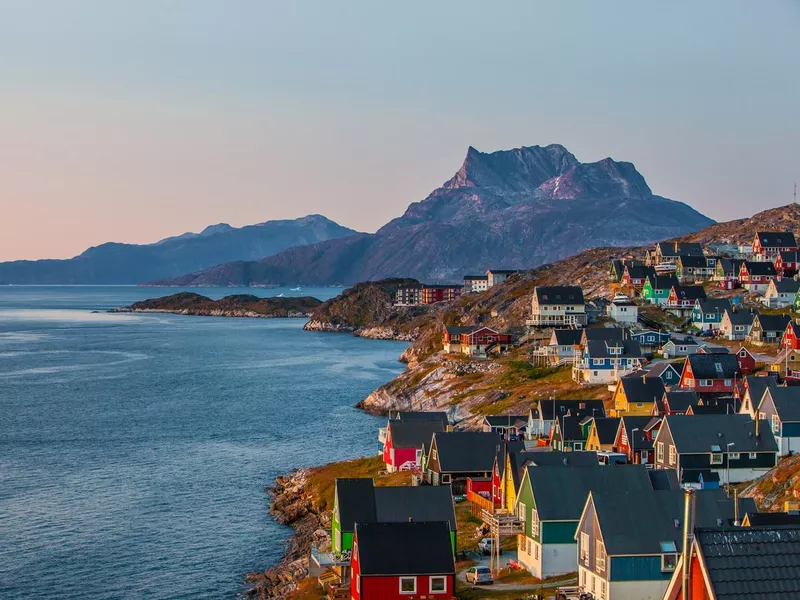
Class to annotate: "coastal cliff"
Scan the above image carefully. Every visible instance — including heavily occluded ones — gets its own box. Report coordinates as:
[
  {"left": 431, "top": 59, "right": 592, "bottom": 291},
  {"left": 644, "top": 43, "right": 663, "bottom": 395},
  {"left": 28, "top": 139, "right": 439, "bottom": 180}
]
[{"left": 114, "top": 292, "right": 322, "bottom": 318}]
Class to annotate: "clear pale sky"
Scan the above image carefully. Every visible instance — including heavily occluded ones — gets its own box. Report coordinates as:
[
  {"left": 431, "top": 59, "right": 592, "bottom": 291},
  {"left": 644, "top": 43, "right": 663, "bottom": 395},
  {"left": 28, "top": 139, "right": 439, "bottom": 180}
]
[{"left": 1, "top": 1, "right": 798, "bottom": 261}]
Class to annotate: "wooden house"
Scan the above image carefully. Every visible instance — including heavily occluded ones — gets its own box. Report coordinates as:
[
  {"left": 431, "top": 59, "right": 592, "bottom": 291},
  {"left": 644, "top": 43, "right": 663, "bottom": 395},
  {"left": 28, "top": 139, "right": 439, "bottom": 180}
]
[
  {"left": 648, "top": 242, "right": 704, "bottom": 267},
  {"left": 530, "top": 399, "right": 606, "bottom": 440},
  {"left": 585, "top": 418, "right": 621, "bottom": 451},
  {"left": 663, "top": 525, "right": 800, "bottom": 600},
  {"left": 529, "top": 286, "right": 587, "bottom": 327},
  {"left": 679, "top": 353, "right": 741, "bottom": 394},
  {"left": 748, "top": 313, "right": 792, "bottom": 344},
  {"left": 424, "top": 431, "right": 499, "bottom": 492},
  {"left": 761, "top": 277, "right": 800, "bottom": 308},
  {"left": 752, "top": 231, "right": 798, "bottom": 260},
  {"left": 610, "top": 374, "right": 666, "bottom": 417},
  {"left": 646, "top": 361, "right": 683, "bottom": 387},
  {"left": 719, "top": 307, "right": 757, "bottom": 341},
  {"left": 541, "top": 328, "right": 582, "bottom": 365},
  {"left": 734, "top": 345, "right": 757, "bottom": 374},
  {"left": 691, "top": 298, "right": 732, "bottom": 332},
  {"left": 775, "top": 249, "right": 800, "bottom": 276},
  {"left": 666, "top": 285, "right": 707, "bottom": 318},
  {"left": 768, "top": 347, "right": 800, "bottom": 378},
  {"left": 630, "top": 330, "right": 671, "bottom": 355},
  {"left": 459, "top": 326, "right": 513, "bottom": 358},
  {"left": 655, "top": 389, "right": 700, "bottom": 416},
  {"left": 572, "top": 338, "right": 644, "bottom": 385},
  {"left": 551, "top": 414, "right": 593, "bottom": 452},
  {"left": 441, "top": 326, "right": 472, "bottom": 353},
  {"left": 641, "top": 274, "right": 679, "bottom": 306},
  {"left": 481, "top": 415, "right": 527, "bottom": 440},
  {"left": 621, "top": 264, "right": 656, "bottom": 291},
  {"left": 350, "top": 521, "right": 455, "bottom": 600},
  {"left": 736, "top": 375, "right": 778, "bottom": 418},
  {"left": 662, "top": 336, "right": 699, "bottom": 358},
  {"left": 783, "top": 320, "right": 800, "bottom": 350},
  {"left": 756, "top": 387, "right": 800, "bottom": 456},
  {"left": 491, "top": 441, "right": 528, "bottom": 512},
  {"left": 676, "top": 255, "right": 713, "bottom": 283},
  {"left": 614, "top": 415, "right": 655, "bottom": 465},
  {"left": 739, "top": 261, "right": 777, "bottom": 293},
  {"left": 607, "top": 295, "right": 638, "bottom": 324},
  {"left": 653, "top": 414, "right": 778, "bottom": 484},
  {"left": 714, "top": 257, "right": 745, "bottom": 288},
  {"left": 383, "top": 418, "right": 445, "bottom": 472}
]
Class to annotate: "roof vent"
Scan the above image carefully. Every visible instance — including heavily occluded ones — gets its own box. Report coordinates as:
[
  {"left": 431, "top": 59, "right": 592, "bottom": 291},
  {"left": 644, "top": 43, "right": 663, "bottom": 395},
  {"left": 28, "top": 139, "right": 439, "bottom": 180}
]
[
  {"left": 563, "top": 458, "right": 568, "bottom": 466},
  {"left": 716, "top": 518, "right": 724, "bottom": 527},
  {"left": 717, "top": 432, "right": 723, "bottom": 438},
  {"left": 673, "top": 519, "right": 680, "bottom": 529}
]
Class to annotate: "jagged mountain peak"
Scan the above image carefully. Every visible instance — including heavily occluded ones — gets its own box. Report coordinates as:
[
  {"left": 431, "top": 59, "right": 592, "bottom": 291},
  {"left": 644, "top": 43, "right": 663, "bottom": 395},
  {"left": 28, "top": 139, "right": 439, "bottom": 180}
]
[{"left": 537, "top": 156, "right": 652, "bottom": 201}]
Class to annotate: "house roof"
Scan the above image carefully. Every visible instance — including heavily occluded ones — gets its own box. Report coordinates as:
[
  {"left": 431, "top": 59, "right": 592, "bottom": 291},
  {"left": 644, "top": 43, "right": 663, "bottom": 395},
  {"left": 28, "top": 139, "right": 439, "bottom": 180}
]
[
  {"left": 431, "top": 431, "right": 502, "bottom": 473},
  {"left": 698, "top": 344, "right": 731, "bottom": 355},
  {"left": 671, "top": 285, "right": 707, "bottom": 301},
  {"left": 391, "top": 411, "right": 449, "bottom": 427},
  {"left": 743, "top": 261, "right": 777, "bottom": 277},
  {"left": 754, "top": 313, "right": 792, "bottom": 332},
  {"left": 648, "top": 469, "right": 680, "bottom": 490},
  {"left": 556, "top": 414, "right": 589, "bottom": 443},
  {"left": 778, "top": 249, "right": 800, "bottom": 262},
  {"left": 524, "top": 450, "right": 599, "bottom": 467},
  {"left": 586, "top": 339, "right": 643, "bottom": 359},
  {"left": 771, "top": 278, "right": 800, "bottom": 294},
  {"left": 755, "top": 231, "right": 797, "bottom": 248},
  {"left": 693, "top": 525, "right": 800, "bottom": 599},
  {"left": 646, "top": 274, "right": 679, "bottom": 290},
  {"left": 487, "top": 269, "right": 516, "bottom": 275},
  {"left": 668, "top": 335, "right": 698, "bottom": 346},
  {"left": 696, "top": 298, "right": 733, "bottom": 315},
  {"left": 679, "top": 255, "right": 708, "bottom": 268},
  {"left": 681, "top": 469, "right": 720, "bottom": 484},
  {"left": 355, "top": 521, "right": 455, "bottom": 576},
  {"left": 743, "top": 375, "right": 778, "bottom": 405},
  {"left": 534, "top": 286, "right": 585, "bottom": 305},
  {"left": 619, "top": 375, "right": 666, "bottom": 405},
  {"left": 592, "top": 418, "right": 621, "bottom": 445},
  {"left": 336, "top": 479, "right": 377, "bottom": 531},
  {"left": 663, "top": 390, "right": 700, "bottom": 413},
  {"left": 744, "top": 512, "right": 800, "bottom": 527},
  {"left": 725, "top": 308, "right": 757, "bottom": 327},
  {"left": 552, "top": 329, "right": 582, "bottom": 346},
  {"left": 373, "top": 486, "right": 456, "bottom": 530},
  {"left": 483, "top": 415, "right": 527, "bottom": 428},
  {"left": 619, "top": 416, "right": 656, "bottom": 450},
  {"left": 445, "top": 326, "right": 475, "bottom": 335},
  {"left": 647, "top": 362, "right": 682, "bottom": 379},
  {"left": 688, "top": 403, "right": 736, "bottom": 415},
  {"left": 662, "top": 414, "right": 778, "bottom": 454},
  {"left": 528, "top": 464, "right": 653, "bottom": 521},
  {"left": 763, "top": 387, "right": 800, "bottom": 422},
  {"left": 590, "top": 488, "right": 755, "bottom": 556},
  {"left": 463, "top": 274, "right": 489, "bottom": 280},
  {"left": 538, "top": 399, "right": 606, "bottom": 421},
  {"left": 389, "top": 420, "right": 445, "bottom": 449},
  {"left": 685, "top": 353, "right": 741, "bottom": 379},
  {"left": 657, "top": 242, "right": 704, "bottom": 257},
  {"left": 625, "top": 265, "right": 657, "bottom": 280},
  {"left": 718, "top": 258, "right": 745, "bottom": 275},
  {"left": 582, "top": 327, "right": 627, "bottom": 344}
]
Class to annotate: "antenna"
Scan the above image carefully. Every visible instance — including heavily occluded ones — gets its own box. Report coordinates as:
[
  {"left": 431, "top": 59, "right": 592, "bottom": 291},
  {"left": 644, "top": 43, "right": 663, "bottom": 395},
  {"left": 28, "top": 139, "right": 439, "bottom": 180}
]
[{"left": 795, "top": 182, "right": 797, "bottom": 205}]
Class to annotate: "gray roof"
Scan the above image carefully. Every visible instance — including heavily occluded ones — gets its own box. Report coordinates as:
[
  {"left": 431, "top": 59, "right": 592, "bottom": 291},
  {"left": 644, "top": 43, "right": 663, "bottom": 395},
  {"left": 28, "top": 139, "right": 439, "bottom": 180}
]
[
  {"left": 664, "top": 389, "right": 700, "bottom": 412},
  {"left": 619, "top": 416, "right": 656, "bottom": 450},
  {"left": 391, "top": 411, "right": 449, "bottom": 426},
  {"left": 771, "top": 278, "right": 800, "bottom": 293},
  {"left": 685, "top": 353, "right": 741, "bottom": 379},
  {"left": 389, "top": 420, "right": 445, "bottom": 449},
  {"left": 743, "top": 261, "right": 777, "bottom": 277},
  {"left": 725, "top": 308, "right": 757, "bottom": 327},
  {"left": 764, "top": 387, "right": 800, "bottom": 422},
  {"left": 694, "top": 525, "right": 800, "bottom": 598},
  {"left": 753, "top": 313, "right": 791, "bottom": 333},
  {"left": 534, "top": 286, "right": 585, "bottom": 305},
  {"left": 528, "top": 465, "right": 653, "bottom": 521},
  {"left": 431, "top": 431, "right": 502, "bottom": 473},
  {"left": 483, "top": 415, "right": 527, "bottom": 428},
  {"left": 668, "top": 335, "right": 698, "bottom": 346},
  {"left": 586, "top": 339, "right": 643, "bottom": 359},
  {"left": 671, "top": 285, "right": 707, "bottom": 301},
  {"left": 657, "top": 242, "right": 704, "bottom": 257},
  {"left": 524, "top": 450, "right": 599, "bottom": 467},
  {"left": 647, "top": 362, "right": 682, "bottom": 378},
  {"left": 718, "top": 258, "right": 745, "bottom": 275},
  {"left": 696, "top": 298, "right": 733, "bottom": 315},
  {"left": 445, "top": 326, "right": 475, "bottom": 335},
  {"left": 662, "top": 414, "right": 778, "bottom": 454},
  {"left": 592, "top": 418, "right": 621, "bottom": 444},
  {"left": 679, "top": 255, "right": 708, "bottom": 268},
  {"left": 538, "top": 399, "right": 606, "bottom": 421},
  {"left": 755, "top": 231, "right": 797, "bottom": 247},
  {"left": 336, "top": 479, "right": 378, "bottom": 531},
  {"left": 625, "top": 265, "right": 657, "bottom": 280},
  {"left": 619, "top": 375, "right": 666, "bottom": 405},
  {"left": 591, "top": 489, "right": 757, "bottom": 556},
  {"left": 373, "top": 485, "right": 456, "bottom": 530},
  {"left": 744, "top": 512, "right": 800, "bottom": 527},
  {"left": 355, "top": 521, "right": 455, "bottom": 576},
  {"left": 646, "top": 274, "right": 679, "bottom": 290},
  {"left": 552, "top": 329, "right": 583, "bottom": 346},
  {"left": 743, "top": 375, "right": 777, "bottom": 405}
]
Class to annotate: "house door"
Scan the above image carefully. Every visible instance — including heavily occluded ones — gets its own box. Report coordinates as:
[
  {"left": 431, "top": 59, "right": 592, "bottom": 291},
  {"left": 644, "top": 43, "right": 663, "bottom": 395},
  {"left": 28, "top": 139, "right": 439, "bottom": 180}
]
[{"left": 640, "top": 450, "right": 649, "bottom": 463}]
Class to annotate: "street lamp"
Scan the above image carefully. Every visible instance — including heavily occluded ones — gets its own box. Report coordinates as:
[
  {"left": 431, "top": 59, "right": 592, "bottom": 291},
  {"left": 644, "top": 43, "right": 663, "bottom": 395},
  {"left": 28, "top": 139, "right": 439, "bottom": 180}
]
[
  {"left": 726, "top": 442, "right": 735, "bottom": 492},
  {"left": 630, "top": 428, "right": 640, "bottom": 464}
]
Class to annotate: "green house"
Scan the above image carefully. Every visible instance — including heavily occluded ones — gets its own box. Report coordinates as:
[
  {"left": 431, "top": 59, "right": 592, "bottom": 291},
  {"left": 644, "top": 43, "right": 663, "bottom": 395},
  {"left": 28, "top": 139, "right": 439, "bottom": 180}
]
[
  {"left": 514, "top": 464, "right": 654, "bottom": 579},
  {"left": 642, "top": 274, "right": 678, "bottom": 307},
  {"left": 331, "top": 478, "right": 457, "bottom": 554}
]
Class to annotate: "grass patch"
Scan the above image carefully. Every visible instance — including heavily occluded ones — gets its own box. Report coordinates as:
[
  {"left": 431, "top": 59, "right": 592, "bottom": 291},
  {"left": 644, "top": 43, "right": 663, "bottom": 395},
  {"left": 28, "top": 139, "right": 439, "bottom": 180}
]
[{"left": 455, "top": 501, "right": 484, "bottom": 552}]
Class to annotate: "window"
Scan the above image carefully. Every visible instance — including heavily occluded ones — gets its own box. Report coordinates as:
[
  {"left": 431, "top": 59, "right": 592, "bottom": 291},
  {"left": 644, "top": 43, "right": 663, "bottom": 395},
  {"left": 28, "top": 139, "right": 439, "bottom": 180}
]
[
  {"left": 431, "top": 449, "right": 438, "bottom": 461},
  {"left": 531, "top": 509, "right": 539, "bottom": 536},
  {"left": 596, "top": 540, "right": 606, "bottom": 572},
  {"left": 710, "top": 453, "right": 723, "bottom": 465},
  {"left": 601, "top": 580, "right": 607, "bottom": 599},
  {"left": 574, "top": 442, "right": 584, "bottom": 451},
  {"left": 580, "top": 533, "right": 590, "bottom": 565},
  {"left": 749, "top": 452, "right": 757, "bottom": 459},
  {"left": 699, "top": 379, "right": 712, "bottom": 387},
  {"left": 772, "top": 415, "right": 780, "bottom": 434},
  {"left": 399, "top": 577, "right": 416, "bottom": 594},
  {"left": 669, "top": 446, "right": 676, "bottom": 465},
  {"left": 657, "top": 442, "right": 665, "bottom": 462},
  {"left": 527, "top": 538, "right": 531, "bottom": 555},
  {"left": 429, "top": 576, "right": 446, "bottom": 594},
  {"left": 441, "top": 474, "right": 451, "bottom": 484},
  {"left": 724, "top": 379, "right": 732, "bottom": 386},
  {"left": 685, "top": 377, "right": 694, "bottom": 387},
  {"left": 581, "top": 569, "right": 586, "bottom": 586},
  {"left": 356, "top": 575, "right": 360, "bottom": 594},
  {"left": 661, "top": 553, "right": 679, "bottom": 572},
  {"left": 518, "top": 502, "right": 526, "bottom": 522},
  {"left": 730, "top": 452, "right": 740, "bottom": 460}
]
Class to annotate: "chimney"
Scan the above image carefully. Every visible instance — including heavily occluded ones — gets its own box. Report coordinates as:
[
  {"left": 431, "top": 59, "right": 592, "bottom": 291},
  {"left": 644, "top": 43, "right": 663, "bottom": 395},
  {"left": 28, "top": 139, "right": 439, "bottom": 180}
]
[
  {"left": 408, "top": 517, "right": 414, "bottom": 523},
  {"left": 681, "top": 488, "right": 696, "bottom": 598},
  {"left": 756, "top": 417, "right": 760, "bottom": 438},
  {"left": 734, "top": 487, "right": 740, "bottom": 526}
]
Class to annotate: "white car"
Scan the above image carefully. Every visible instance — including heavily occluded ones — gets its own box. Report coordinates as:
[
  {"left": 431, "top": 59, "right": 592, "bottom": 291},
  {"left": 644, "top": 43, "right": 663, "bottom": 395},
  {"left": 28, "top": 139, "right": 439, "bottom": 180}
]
[
  {"left": 478, "top": 537, "right": 503, "bottom": 556},
  {"left": 465, "top": 565, "right": 493, "bottom": 585}
]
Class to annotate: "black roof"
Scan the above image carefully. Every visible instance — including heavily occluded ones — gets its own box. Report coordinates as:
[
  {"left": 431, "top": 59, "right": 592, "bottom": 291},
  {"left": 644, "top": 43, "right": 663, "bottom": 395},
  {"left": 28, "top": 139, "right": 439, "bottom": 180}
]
[
  {"left": 592, "top": 418, "right": 621, "bottom": 445},
  {"left": 581, "top": 327, "right": 627, "bottom": 345},
  {"left": 696, "top": 298, "right": 732, "bottom": 315},
  {"left": 538, "top": 399, "right": 606, "bottom": 421},
  {"left": 619, "top": 375, "right": 666, "bottom": 405},
  {"left": 753, "top": 313, "right": 791, "bottom": 333},
  {"left": 718, "top": 258, "right": 745, "bottom": 274},
  {"left": 483, "top": 415, "right": 527, "bottom": 427},
  {"left": 661, "top": 414, "right": 778, "bottom": 454},
  {"left": 463, "top": 274, "right": 488, "bottom": 280},
  {"left": 534, "top": 286, "right": 585, "bottom": 305},
  {"left": 445, "top": 325, "right": 474, "bottom": 335},
  {"left": 778, "top": 249, "right": 800, "bottom": 262},
  {"left": 724, "top": 308, "right": 757, "bottom": 326},
  {"left": 679, "top": 255, "right": 708, "bottom": 268},
  {"left": 694, "top": 525, "right": 800, "bottom": 599},
  {"left": 743, "top": 375, "right": 778, "bottom": 405},
  {"left": 586, "top": 339, "right": 643, "bottom": 359},
  {"left": 744, "top": 512, "right": 800, "bottom": 527},
  {"left": 552, "top": 329, "right": 583, "bottom": 346},
  {"left": 663, "top": 390, "right": 700, "bottom": 413},
  {"left": 671, "top": 285, "right": 707, "bottom": 301},
  {"left": 355, "top": 521, "right": 455, "bottom": 576},
  {"left": 556, "top": 414, "right": 588, "bottom": 443},
  {"left": 391, "top": 411, "right": 449, "bottom": 426},
  {"left": 646, "top": 274, "right": 679, "bottom": 290},
  {"left": 685, "top": 353, "right": 741, "bottom": 379},
  {"left": 625, "top": 265, "right": 657, "bottom": 280},
  {"left": 431, "top": 431, "right": 501, "bottom": 473},
  {"left": 336, "top": 479, "right": 378, "bottom": 531},
  {"left": 619, "top": 416, "right": 655, "bottom": 450},
  {"left": 755, "top": 231, "right": 797, "bottom": 247},
  {"left": 647, "top": 361, "right": 682, "bottom": 378},
  {"left": 648, "top": 469, "right": 680, "bottom": 490},
  {"left": 528, "top": 465, "right": 653, "bottom": 521},
  {"left": 763, "top": 387, "right": 800, "bottom": 422},
  {"left": 389, "top": 420, "right": 445, "bottom": 449},
  {"left": 524, "top": 450, "right": 599, "bottom": 467},
  {"left": 373, "top": 486, "right": 456, "bottom": 530},
  {"left": 657, "top": 242, "right": 704, "bottom": 257},
  {"left": 771, "top": 278, "right": 800, "bottom": 293},
  {"left": 743, "top": 261, "right": 777, "bottom": 277}
]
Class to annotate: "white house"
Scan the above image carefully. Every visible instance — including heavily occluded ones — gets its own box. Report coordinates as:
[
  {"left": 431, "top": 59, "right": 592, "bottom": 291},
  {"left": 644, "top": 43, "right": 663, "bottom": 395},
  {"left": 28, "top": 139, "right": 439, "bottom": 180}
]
[
  {"left": 607, "top": 294, "right": 638, "bottom": 324},
  {"left": 761, "top": 278, "right": 800, "bottom": 308},
  {"left": 528, "top": 286, "right": 587, "bottom": 327}
]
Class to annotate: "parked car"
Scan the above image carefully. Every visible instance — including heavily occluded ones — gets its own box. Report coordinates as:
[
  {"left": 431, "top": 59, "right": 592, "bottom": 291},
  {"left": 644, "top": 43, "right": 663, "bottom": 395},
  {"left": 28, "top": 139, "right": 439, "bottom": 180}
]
[
  {"left": 478, "top": 537, "right": 503, "bottom": 555},
  {"left": 465, "top": 565, "right": 493, "bottom": 585}
]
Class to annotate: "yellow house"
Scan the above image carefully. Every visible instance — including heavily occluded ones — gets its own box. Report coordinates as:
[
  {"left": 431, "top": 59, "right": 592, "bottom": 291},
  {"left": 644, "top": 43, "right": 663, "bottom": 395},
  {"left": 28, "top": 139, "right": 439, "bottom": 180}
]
[
  {"left": 496, "top": 446, "right": 527, "bottom": 513},
  {"left": 769, "top": 348, "right": 800, "bottom": 378},
  {"left": 610, "top": 374, "right": 665, "bottom": 417},
  {"left": 585, "top": 417, "right": 621, "bottom": 451}
]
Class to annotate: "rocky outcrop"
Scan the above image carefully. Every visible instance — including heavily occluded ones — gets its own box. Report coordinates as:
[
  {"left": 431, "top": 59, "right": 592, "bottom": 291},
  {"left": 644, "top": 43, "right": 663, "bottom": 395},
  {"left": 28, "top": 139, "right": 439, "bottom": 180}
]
[{"left": 113, "top": 292, "right": 322, "bottom": 318}]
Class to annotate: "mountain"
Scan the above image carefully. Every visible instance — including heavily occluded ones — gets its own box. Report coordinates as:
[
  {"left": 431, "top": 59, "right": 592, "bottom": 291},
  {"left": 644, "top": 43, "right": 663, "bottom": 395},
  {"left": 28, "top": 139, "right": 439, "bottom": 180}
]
[
  {"left": 154, "top": 144, "right": 713, "bottom": 287},
  {"left": 0, "top": 215, "right": 358, "bottom": 284}
]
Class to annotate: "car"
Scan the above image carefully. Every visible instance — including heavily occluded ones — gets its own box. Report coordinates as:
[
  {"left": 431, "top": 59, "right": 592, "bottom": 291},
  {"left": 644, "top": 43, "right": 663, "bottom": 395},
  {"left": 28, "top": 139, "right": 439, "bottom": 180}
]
[
  {"left": 478, "top": 537, "right": 503, "bottom": 556},
  {"left": 465, "top": 565, "right": 493, "bottom": 585}
]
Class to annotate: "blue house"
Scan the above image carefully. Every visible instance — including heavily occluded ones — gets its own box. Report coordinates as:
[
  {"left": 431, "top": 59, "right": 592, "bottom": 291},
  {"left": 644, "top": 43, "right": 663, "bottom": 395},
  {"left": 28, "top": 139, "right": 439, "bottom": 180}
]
[
  {"left": 757, "top": 387, "right": 800, "bottom": 456},
  {"left": 630, "top": 330, "right": 671, "bottom": 354},
  {"left": 691, "top": 298, "right": 732, "bottom": 332},
  {"left": 575, "top": 488, "right": 755, "bottom": 600},
  {"left": 646, "top": 362, "right": 682, "bottom": 388},
  {"left": 572, "top": 339, "right": 644, "bottom": 385}
]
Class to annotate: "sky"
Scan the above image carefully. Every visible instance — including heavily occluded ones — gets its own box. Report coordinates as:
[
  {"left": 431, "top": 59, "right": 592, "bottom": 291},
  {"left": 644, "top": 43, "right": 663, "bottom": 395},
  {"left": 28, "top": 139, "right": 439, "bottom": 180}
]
[{"left": 1, "top": 1, "right": 798, "bottom": 261}]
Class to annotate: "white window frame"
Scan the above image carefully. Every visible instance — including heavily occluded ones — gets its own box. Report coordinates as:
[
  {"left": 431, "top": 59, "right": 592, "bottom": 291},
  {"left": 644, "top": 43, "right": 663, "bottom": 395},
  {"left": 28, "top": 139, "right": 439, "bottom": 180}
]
[
  {"left": 518, "top": 502, "right": 526, "bottom": 522},
  {"left": 399, "top": 576, "right": 417, "bottom": 594},
  {"left": 772, "top": 414, "right": 780, "bottom": 434},
  {"left": 596, "top": 540, "right": 606, "bottom": 572},
  {"left": 429, "top": 576, "right": 447, "bottom": 594},
  {"left": 441, "top": 473, "right": 451, "bottom": 484},
  {"left": 531, "top": 508, "right": 539, "bottom": 536},
  {"left": 661, "top": 553, "right": 679, "bottom": 572},
  {"left": 749, "top": 452, "right": 757, "bottom": 459},
  {"left": 710, "top": 453, "right": 723, "bottom": 465},
  {"left": 580, "top": 532, "right": 590, "bottom": 565},
  {"left": 657, "top": 442, "right": 665, "bottom": 462},
  {"left": 669, "top": 446, "right": 676, "bottom": 465},
  {"left": 730, "top": 452, "right": 740, "bottom": 460}
]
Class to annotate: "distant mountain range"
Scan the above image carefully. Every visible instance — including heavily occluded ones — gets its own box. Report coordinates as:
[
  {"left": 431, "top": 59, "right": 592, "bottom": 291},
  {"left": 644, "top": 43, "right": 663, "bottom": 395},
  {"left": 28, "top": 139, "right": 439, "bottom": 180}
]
[
  {"left": 0, "top": 215, "right": 358, "bottom": 284},
  {"left": 154, "top": 144, "right": 714, "bottom": 286}
]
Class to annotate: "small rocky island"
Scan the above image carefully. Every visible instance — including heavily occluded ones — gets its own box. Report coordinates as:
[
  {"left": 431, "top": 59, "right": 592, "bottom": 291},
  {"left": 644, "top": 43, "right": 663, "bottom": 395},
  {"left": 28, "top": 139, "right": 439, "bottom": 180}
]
[{"left": 113, "top": 292, "right": 323, "bottom": 318}]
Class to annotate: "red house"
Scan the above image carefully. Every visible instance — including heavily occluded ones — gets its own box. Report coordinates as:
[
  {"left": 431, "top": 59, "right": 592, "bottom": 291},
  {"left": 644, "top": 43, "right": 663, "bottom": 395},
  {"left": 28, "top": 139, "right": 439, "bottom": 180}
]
[
  {"left": 620, "top": 264, "right": 655, "bottom": 291},
  {"left": 751, "top": 231, "right": 798, "bottom": 259},
  {"left": 775, "top": 250, "right": 800, "bottom": 276},
  {"left": 783, "top": 320, "right": 800, "bottom": 350},
  {"left": 351, "top": 521, "right": 456, "bottom": 600},
  {"left": 734, "top": 345, "right": 757, "bottom": 374},
  {"left": 738, "top": 260, "right": 777, "bottom": 292},
  {"left": 679, "top": 354, "right": 741, "bottom": 394},
  {"left": 422, "top": 285, "right": 462, "bottom": 304},
  {"left": 459, "top": 327, "right": 513, "bottom": 358},
  {"left": 382, "top": 419, "right": 445, "bottom": 473},
  {"left": 614, "top": 416, "right": 655, "bottom": 465}
]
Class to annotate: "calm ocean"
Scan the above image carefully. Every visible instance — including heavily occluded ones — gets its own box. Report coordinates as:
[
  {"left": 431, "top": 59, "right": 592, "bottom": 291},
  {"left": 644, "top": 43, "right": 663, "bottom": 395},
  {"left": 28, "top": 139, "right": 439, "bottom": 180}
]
[{"left": 0, "top": 286, "right": 407, "bottom": 599}]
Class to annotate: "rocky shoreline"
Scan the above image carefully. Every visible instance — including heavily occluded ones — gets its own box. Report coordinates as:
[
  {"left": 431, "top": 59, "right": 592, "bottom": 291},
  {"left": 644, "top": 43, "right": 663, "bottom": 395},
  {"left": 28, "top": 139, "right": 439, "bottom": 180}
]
[
  {"left": 303, "top": 319, "right": 417, "bottom": 341},
  {"left": 114, "top": 307, "right": 314, "bottom": 318},
  {"left": 112, "top": 292, "right": 323, "bottom": 319}
]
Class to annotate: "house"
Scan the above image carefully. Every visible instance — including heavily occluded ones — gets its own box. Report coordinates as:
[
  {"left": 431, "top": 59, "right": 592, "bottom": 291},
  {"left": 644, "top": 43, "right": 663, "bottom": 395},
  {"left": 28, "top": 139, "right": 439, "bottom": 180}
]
[
  {"left": 734, "top": 345, "right": 757, "bottom": 375},
  {"left": 714, "top": 257, "right": 745, "bottom": 288},
  {"left": 441, "top": 326, "right": 472, "bottom": 353},
  {"left": 631, "top": 330, "right": 671, "bottom": 355},
  {"left": 739, "top": 261, "right": 777, "bottom": 293},
  {"left": 646, "top": 362, "right": 683, "bottom": 387},
  {"left": 350, "top": 521, "right": 455, "bottom": 600},
  {"left": 676, "top": 255, "right": 713, "bottom": 283},
  {"left": 621, "top": 265, "right": 656, "bottom": 291},
  {"left": 528, "top": 286, "right": 587, "bottom": 327},
  {"left": 783, "top": 320, "right": 800, "bottom": 350},
  {"left": 462, "top": 274, "right": 489, "bottom": 293},
  {"left": 459, "top": 326, "right": 513, "bottom": 358},
  {"left": 542, "top": 328, "right": 583, "bottom": 365},
  {"left": 661, "top": 336, "right": 699, "bottom": 359},
  {"left": 383, "top": 419, "right": 445, "bottom": 472},
  {"left": 768, "top": 347, "right": 800, "bottom": 378},
  {"left": 662, "top": 525, "right": 800, "bottom": 600},
  {"left": 481, "top": 415, "right": 527, "bottom": 440},
  {"left": 696, "top": 344, "right": 730, "bottom": 355},
  {"left": 691, "top": 298, "right": 732, "bottom": 332},
  {"left": 489, "top": 440, "right": 529, "bottom": 511},
  {"left": 395, "top": 284, "right": 424, "bottom": 306},
  {"left": 610, "top": 374, "right": 666, "bottom": 417},
  {"left": 655, "top": 389, "right": 700, "bottom": 416},
  {"left": 608, "top": 294, "right": 638, "bottom": 324},
  {"left": 719, "top": 307, "right": 757, "bottom": 341},
  {"left": 642, "top": 274, "right": 679, "bottom": 307},
  {"left": 573, "top": 339, "right": 644, "bottom": 385},
  {"left": 756, "top": 387, "right": 800, "bottom": 456},
  {"left": 609, "top": 260, "right": 626, "bottom": 282},
  {"left": 680, "top": 469, "right": 721, "bottom": 490},
  {"left": 487, "top": 269, "right": 516, "bottom": 287},
  {"left": 736, "top": 375, "right": 778, "bottom": 418},
  {"left": 752, "top": 230, "right": 798, "bottom": 260},
  {"left": 514, "top": 465, "right": 655, "bottom": 579},
  {"left": 648, "top": 242, "right": 704, "bottom": 267},
  {"left": 679, "top": 353, "right": 741, "bottom": 394},
  {"left": 586, "top": 418, "right": 622, "bottom": 451},
  {"left": 742, "top": 511, "right": 800, "bottom": 527},
  {"left": 748, "top": 313, "right": 792, "bottom": 344},
  {"left": 666, "top": 285, "right": 707, "bottom": 318},
  {"left": 614, "top": 415, "right": 655, "bottom": 465},
  {"left": 576, "top": 488, "right": 753, "bottom": 600},
  {"left": 530, "top": 399, "right": 606, "bottom": 440},
  {"left": 424, "top": 431, "right": 500, "bottom": 492},
  {"left": 330, "top": 479, "right": 457, "bottom": 554},
  {"left": 580, "top": 327, "right": 628, "bottom": 347},
  {"left": 524, "top": 450, "right": 600, "bottom": 467},
  {"left": 761, "top": 277, "right": 800, "bottom": 308},
  {"left": 421, "top": 284, "right": 462, "bottom": 304},
  {"left": 551, "top": 414, "right": 594, "bottom": 452},
  {"left": 775, "top": 249, "right": 800, "bottom": 276},
  {"left": 653, "top": 414, "right": 778, "bottom": 484}
]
